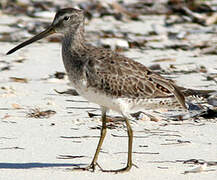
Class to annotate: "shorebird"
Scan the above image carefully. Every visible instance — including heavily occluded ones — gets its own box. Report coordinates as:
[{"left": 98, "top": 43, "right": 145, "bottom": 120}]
[{"left": 6, "top": 8, "right": 211, "bottom": 172}]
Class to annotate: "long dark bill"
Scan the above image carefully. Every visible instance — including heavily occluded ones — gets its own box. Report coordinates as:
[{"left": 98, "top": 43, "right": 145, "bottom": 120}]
[{"left": 6, "top": 26, "right": 55, "bottom": 55}]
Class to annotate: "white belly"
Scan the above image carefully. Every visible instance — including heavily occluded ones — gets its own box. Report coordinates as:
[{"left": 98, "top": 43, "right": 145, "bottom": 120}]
[
  {"left": 72, "top": 80, "right": 126, "bottom": 113},
  {"left": 71, "top": 79, "right": 182, "bottom": 115}
]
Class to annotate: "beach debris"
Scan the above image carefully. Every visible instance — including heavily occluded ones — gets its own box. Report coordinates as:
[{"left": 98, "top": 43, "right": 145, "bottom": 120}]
[
  {"left": 111, "top": 2, "right": 139, "bottom": 20},
  {"left": 11, "top": 103, "right": 22, "bottom": 109},
  {"left": 1, "top": 0, "right": 216, "bottom": 23},
  {"left": 54, "top": 71, "right": 66, "bottom": 79},
  {"left": 133, "top": 111, "right": 161, "bottom": 122},
  {"left": 181, "top": 6, "right": 217, "bottom": 26},
  {"left": 0, "top": 0, "right": 216, "bottom": 176},
  {"left": 33, "top": 11, "right": 56, "bottom": 19},
  {"left": 111, "top": 134, "right": 149, "bottom": 139},
  {"left": 200, "top": 108, "right": 217, "bottom": 119},
  {"left": 42, "top": 71, "right": 67, "bottom": 83},
  {"left": 114, "top": 151, "right": 159, "bottom": 155},
  {"left": 27, "top": 108, "right": 56, "bottom": 118},
  {"left": 88, "top": 112, "right": 123, "bottom": 121},
  {"left": 10, "top": 77, "right": 28, "bottom": 83},
  {"left": 87, "top": 112, "right": 100, "bottom": 118},
  {"left": 57, "top": 155, "right": 85, "bottom": 159},
  {"left": 0, "top": 65, "right": 10, "bottom": 71},
  {"left": 206, "top": 74, "right": 217, "bottom": 84},
  {"left": 54, "top": 89, "right": 79, "bottom": 96},
  {"left": 0, "top": 146, "right": 24, "bottom": 150},
  {"left": 88, "top": 111, "right": 161, "bottom": 122},
  {"left": 99, "top": 38, "right": 129, "bottom": 51},
  {"left": 0, "top": 86, "right": 16, "bottom": 97},
  {"left": 184, "top": 163, "right": 208, "bottom": 174},
  {"left": 148, "top": 64, "right": 162, "bottom": 71},
  {"left": 208, "top": 93, "right": 217, "bottom": 107},
  {"left": 1, "top": 114, "right": 11, "bottom": 120},
  {"left": 0, "top": 60, "right": 11, "bottom": 71},
  {"left": 178, "top": 158, "right": 217, "bottom": 166},
  {"left": 181, "top": 6, "right": 207, "bottom": 25},
  {"left": 128, "top": 38, "right": 147, "bottom": 49},
  {"left": 152, "top": 58, "right": 176, "bottom": 63},
  {"left": 201, "top": 45, "right": 217, "bottom": 55},
  {"left": 161, "top": 139, "right": 191, "bottom": 145},
  {"left": 0, "top": 32, "right": 11, "bottom": 42},
  {"left": 60, "top": 135, "right": 100, "bottom": 139},
  {"left": 13, "top": 57, "right": 26, "bottom": 63}
]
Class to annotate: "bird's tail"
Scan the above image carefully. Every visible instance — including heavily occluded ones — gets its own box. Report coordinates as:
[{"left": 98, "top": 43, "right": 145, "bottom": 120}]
[{"left": 178, "top": 87, "right": 215, "bottom": 98}]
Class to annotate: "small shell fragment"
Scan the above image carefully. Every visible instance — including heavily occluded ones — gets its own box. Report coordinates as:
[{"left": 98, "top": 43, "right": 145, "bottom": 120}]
[{"left": 184, "top": 163, "right": 207, "bottom": 174}]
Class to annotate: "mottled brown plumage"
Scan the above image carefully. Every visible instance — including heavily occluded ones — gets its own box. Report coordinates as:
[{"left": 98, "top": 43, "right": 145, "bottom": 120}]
[
  {"left": 75, "top": 45, "right": 187, "bottom": 109},
  {"left": 7, "top": 8, "right": 210, "bottom": 173}
]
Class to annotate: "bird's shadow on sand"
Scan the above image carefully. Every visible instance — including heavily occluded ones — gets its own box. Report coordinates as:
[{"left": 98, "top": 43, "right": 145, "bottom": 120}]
[{"left": 0, "top": 162, "right": 86, "bottom": 169}]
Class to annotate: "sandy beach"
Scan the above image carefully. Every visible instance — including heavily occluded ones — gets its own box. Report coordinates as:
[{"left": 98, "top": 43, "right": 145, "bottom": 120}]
[{"left": 0, "top": 0, "right": 217, "bottom": 179}]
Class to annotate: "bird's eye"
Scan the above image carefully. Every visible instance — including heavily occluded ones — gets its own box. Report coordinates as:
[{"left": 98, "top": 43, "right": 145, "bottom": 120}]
[{"left": 63, "top": 16, "right": 70, "bottom": 21}]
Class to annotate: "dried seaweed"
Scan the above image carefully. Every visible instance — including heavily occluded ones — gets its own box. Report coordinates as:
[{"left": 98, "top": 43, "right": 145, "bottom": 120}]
[
  {"left": 178, "top": 159, "right": 217, "bottom": 166},
  {"left": 0, "top": 146, "right": 24, "bottom": 150},
  {"left": 200, "top": 108, "right": 217, "bottom": 119},
  {"left": 54, "top": 71, "right": 66, "bottom": 79},
  {"left": 27, "top": 108, "right": 56, "bottom": 118},
  {"left": 10, "top": 77, "right": 28, "bottom": 83},
  {"left": 54, "top": 89, "right": 79, "bottom": 96},
  {"left": 57, "top": 155, "right": 85, "bottom": 159}
]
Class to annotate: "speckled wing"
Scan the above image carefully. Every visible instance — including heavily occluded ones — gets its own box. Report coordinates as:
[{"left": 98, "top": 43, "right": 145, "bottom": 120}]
[{"left": 84, "top": 49, "right": 187, "bottom": 109}]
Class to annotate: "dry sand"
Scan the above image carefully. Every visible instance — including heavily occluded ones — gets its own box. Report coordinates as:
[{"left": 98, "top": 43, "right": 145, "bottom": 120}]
[{"left": 0, "top": 2, "right": 217, "bottom": 180}]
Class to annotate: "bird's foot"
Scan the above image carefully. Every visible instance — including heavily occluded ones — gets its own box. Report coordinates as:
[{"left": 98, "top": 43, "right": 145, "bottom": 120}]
[
  {"left": 98, "top": 164, "right": 132, "bottom": 173},
  {"left": 71, "top": 162, "right": 100, "bottom": 172},
  {"left": 70, "top": 163, "right": 136, "bottom": 173}
]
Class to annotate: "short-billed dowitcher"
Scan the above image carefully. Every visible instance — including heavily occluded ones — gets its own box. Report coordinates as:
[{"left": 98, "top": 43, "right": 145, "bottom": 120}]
[{"left": 7, "top": 8, "right": 211, "bottom": 172}]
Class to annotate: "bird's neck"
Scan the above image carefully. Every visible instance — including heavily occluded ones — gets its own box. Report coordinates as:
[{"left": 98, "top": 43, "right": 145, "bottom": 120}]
[
  {"left": 62, "top": 24, "right": 86, "bottom": 52},
  {"left": 61, "top": 24, "right": 88, "bottom": 79}
]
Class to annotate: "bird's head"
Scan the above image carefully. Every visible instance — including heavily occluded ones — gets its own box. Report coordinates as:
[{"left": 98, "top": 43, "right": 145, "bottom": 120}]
[{"left": 7, "top": 8, "right": 84, "bottom": 55}]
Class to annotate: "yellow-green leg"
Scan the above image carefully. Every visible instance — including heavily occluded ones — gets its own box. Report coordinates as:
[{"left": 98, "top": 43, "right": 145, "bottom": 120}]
[
  {"left": 72, "top": 107, "right": 107, "bottom": 172},
  {"left": 73, "top": 110, "right": 133, "bottom": 173},
  {"left": 88, "top": 107, "right": 107, "bottom": 171},
  {"left": 101, "top": 116, "right": 133, "bottom": 173}
]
